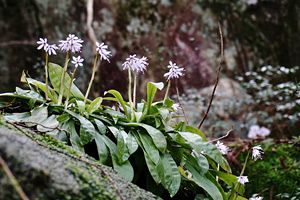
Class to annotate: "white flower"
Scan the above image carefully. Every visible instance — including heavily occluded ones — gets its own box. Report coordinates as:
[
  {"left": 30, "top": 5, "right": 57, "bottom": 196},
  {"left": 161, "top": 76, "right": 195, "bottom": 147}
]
[
  {"left": 122, "top": 54, "right": 149, "bottom": 73},
  {"left": 164, "top": 61, "right": 184, "bottom": 80},
  {"left": 215, "top": 141, "right": 229, "bottom": 155},
  {"left": 248, "top": 125, "right": 271, "bottom": 139},
  {"left": 96, "top": 42, "right": 112, "bottom": 62},
  {"left": 37, "top": 38, "right": 48, "bottom": 50},
  {"left": 249, "top": 195, "right": 263, "bottom": 200},
  {"left": 45, "top": 44, "right": 58, "bottom": 55},
  {"left": 246, "top": 0, "right": 258, "bottom": 5},
  {"left": 71, "top": 56, "right": 84, "bottom": 68},
  {"left": 59, "top": 34, "right": 83, "bottom": 53},
  {"left": 237, "top": 176, "right": 249, "bottom": 185},
  {"left": 252, "top": 145, "right": 263, "bottom": 161},
  {"left": 172, "top": 103, "right": 181, "bottom": 111}
]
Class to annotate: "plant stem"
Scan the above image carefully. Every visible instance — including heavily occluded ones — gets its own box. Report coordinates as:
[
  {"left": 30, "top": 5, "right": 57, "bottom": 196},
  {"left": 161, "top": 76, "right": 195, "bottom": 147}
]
[
  {"left": 64, "top": 67, "right": 78, "bottom": 110},
  {"left": 240, "top": 151, "right": 250, "bottom": 176},
  {"left": 128, "top": 68, "right": 133, "bottom": 106},
  {"left": 44, "top": 53, "right": 49, "bottom": 100},
  {"left": 58, "top": 51, "right": 70, "bottom": 105},
  {"left": 216, "top": 164, "right": 220, "bottom": 182},
  {"left": 84, "top": 54, "right": 99, "bottom": 103},
  {"left": 163, "top": 80, "right": 171, "bottom": 104},
  {"left": 0, "top": 156, "right": 29, "bottom": 200},
  {"left": 133, "top": 73, "right": 137, "bottom": 107}
]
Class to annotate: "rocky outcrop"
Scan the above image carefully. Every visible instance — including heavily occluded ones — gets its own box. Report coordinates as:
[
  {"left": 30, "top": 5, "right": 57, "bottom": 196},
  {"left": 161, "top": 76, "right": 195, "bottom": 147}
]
[{"left": 0, "top": 123, "right": 160, "bottom": 200}]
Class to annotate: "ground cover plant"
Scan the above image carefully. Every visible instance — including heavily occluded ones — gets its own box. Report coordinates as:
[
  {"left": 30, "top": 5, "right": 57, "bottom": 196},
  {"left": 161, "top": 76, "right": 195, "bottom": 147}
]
[{"left": 0, "top": 33, "right": 265, "bottom": 200}]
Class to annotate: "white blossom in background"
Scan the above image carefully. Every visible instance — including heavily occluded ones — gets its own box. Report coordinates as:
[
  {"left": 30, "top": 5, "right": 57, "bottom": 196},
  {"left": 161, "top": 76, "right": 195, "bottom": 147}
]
[
  {"left": 172, "top": 103, "right": 181, "bottom": 111},
  {"left": 164, "top": 61, "right": 184, "bottom": 80},
  {"left": 252, "top": 145, "right": 263, "bottom": 161},
  {"left": 59, "top": 34, "right": 83, "bottom": 53},
  {"left": 215, "top": 141, "right": 229, "bottom": 155},
  {"left": 237, "top": 176, "right": 249, "bottom": 185},
  {"left": 71, "top": 56, "right": 84, "bottom": 68},
  {"left": 37, "top": 38, "right": 48, "bottom": 50},
  {"left": 248, "top": 125, "right": 270, "bottom": 139},
  {"left": 45, "top": 44, "right": 58, "bottom": 55},
  {"left": 246, "top": 0, "right": 258, "bottom": 5},
  {"left": 96, "top": 42, "right": 112, "bottom": 62},
  {"left": 249, "top": 195, "right": 263, "bottom": 200},
  {"left": 122, "top": 54, "right": 149, "bottom": 73}
]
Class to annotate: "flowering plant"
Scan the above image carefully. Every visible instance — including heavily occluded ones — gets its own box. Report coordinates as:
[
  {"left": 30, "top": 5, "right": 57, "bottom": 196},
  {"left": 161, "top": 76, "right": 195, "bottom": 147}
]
[{"left": 0, "top": 35, "right": 252, "bottom": 199}]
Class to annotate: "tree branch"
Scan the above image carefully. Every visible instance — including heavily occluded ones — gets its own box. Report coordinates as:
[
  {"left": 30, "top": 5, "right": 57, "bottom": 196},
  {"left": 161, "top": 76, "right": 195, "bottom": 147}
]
[{"left": 198, "top": 22, "right": 225, "bottom": 129}]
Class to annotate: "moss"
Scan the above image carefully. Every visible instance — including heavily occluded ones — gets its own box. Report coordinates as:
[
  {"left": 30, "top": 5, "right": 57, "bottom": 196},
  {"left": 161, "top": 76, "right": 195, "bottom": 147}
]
[
  {"left": 235, "top": 138, "right": 300, "bottom": 198},
  {"left": 66, "top": 164, "right": 117, "bottom": 200}
]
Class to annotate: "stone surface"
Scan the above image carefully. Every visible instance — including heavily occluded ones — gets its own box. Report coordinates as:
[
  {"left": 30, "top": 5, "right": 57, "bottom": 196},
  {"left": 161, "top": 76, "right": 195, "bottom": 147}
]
[{"left": 0, "top": 124, "right": 160, "bottom": 200}]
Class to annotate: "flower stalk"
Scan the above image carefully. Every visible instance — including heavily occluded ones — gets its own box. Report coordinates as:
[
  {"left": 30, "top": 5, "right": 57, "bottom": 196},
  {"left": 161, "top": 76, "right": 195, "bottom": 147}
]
[
  {"left": 133, "top": 73, "right": 137, "bottom": 107},
  {"left": 44, "top": 53, "right": 49, "bottom": 100},
  {"left": 84, "top": 54, "right": 99, "bottom": 103},
  {"left": 163, "top": 80, "right": 171, "bottom": 104},
  {"left": 64, "top": 67, "right": 78, "bottom": 110},
  {"left": 58, "top": 51, "right": 70, "bottom": 105}
]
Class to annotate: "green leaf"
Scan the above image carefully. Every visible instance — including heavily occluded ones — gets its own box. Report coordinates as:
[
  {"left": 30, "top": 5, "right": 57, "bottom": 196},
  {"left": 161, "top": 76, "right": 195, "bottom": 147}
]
[
  {"left": 185, "top": 125, "right": 207, "bottom": 141},
  {"left": 95, "top": 133, "right": 109, "bottom": 164},
  {"left": 48, "top": 62, "right": 84, "bottom": 99},
  {"left": 138, "top": 132, "right": 160, "bottom": 165},
  {"left": 23, "top": 76, "right": 58, "bottom": 102},
  {"left": 127, "top": 131, "right": 139, "bottom": 155},
  {"left": 157, "top": 153, "right": 181, "bottom": 197},
  {"left": 185, "top": 162, "right": 223, "bottom": 200},
  {"left": 37, "top": 115, "right": 59, "bottom": 133},
  {"left": 105, "top": 90, "right": 128, "bottom": 116},
  {"left": 178, "top": 132, "right": 231, "bottom": 172},
  {"left": 100, "top": 134, "right": 134, "bottom": 181},
  {"left": 94, "top": 119, "right": 107, "bottom": 134},
  {"left": 76, "top": 100, "right": 86, "bottom": 113},
  {"left": 122, "top": 122, "right": 167, "bottom": 152},
  {"left": 212, "top": 170, "right": 238, "bottom": 186},
  {"left": 144, "top": 82, "right": 164, "bottom": 115},
  {"left": 87, "top": 97, "right": 103, "bottom": 114},
  {"left": 66, "top": 110, "right": 96, "bottom": 145},
  {"left": 184, "top": 153, "right": 209, "bottom": 175},
  {"left": 60, "top": 119, "right": 83, "bottom": 152}
]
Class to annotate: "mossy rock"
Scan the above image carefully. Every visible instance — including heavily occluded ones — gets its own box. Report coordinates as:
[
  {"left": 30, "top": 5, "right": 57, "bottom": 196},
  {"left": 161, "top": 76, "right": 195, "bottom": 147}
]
[{"left": 0, "top": 123, "right": 160, "bottom": 200}]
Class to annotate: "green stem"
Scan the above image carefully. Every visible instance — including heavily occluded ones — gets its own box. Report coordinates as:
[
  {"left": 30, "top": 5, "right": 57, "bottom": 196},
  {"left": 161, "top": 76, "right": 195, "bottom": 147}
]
[
  {"left": 128, "top": 69, "right": 133, "bottom": 106},
  {"left": 45, "top": 53, "right": 49, "bottom": 100},
  {"left": 58, "top": 51, "right": 70, "bottom": 105},
  {"left": 133, "top": 73, "right": 137, "bottom": 107},
  {"left": 84, "top": 54, "right": 99, "bottom": 103},
  {"left": 64, "top": 67, "right": 78, "bottom": 110},
  {"left": 163, "top": 80, "right": 171, "bottom": 104},
  {"left": 216, "top": 164, "right": 220, "bottom": 182},
  {"left": 240, "top": 151, "right": 250, "bottom": 176}
]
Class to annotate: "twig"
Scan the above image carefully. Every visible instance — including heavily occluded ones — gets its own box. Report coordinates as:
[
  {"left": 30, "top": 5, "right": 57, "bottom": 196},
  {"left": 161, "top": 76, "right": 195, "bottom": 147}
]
[
  {"left": 210, "top": 129, "right": 233, "bottom": 143},
  {"left": 198, "top": 22, "right": 225, "bottom": 129},
  {"left": 0, "top": 156, "right": 30, "bottom": 200},
  {"left": 175, "top": 80, "right": 189, "bottom": 124}
]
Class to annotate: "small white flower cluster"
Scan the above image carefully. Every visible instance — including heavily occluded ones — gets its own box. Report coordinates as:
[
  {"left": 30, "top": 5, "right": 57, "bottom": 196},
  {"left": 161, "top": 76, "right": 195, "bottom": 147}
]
[
  {"left": 237, "top": 176, "right": 249, "bottom": 185},
  {"left": 71, "top": 56, "right": 84, "bottom": 68},
  {"left": 215, "top": 141, "right": 230, "bottom": 155},
  {"left": 37, "top": 35, "right": 113, "bottom": 69},
  {"left": 249, "top": 194, "right": 263, "bottom": 200},
  {"left": 122, "top": 54, "right": 149, "bottom": 73},
  {"left": 37, "top": 38, "right": 58, "bottom": 55},
  {"left": 96, "top": 42, "right": 112, "bottom": 62},
  {"left": 248, "top": 125, "right": 270, "bottom": 139},
  {"left": 246, "top": 0, "right": 258, "bottom": 5},
  {"left": 252, "top": 145, "right": 263, "bottom": 161},
  {"left": 164, "top": 61, "right": 184, "bottom": 80},
  {"left": 59, "top": 34, "right": 83, "bottom": 53}
]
